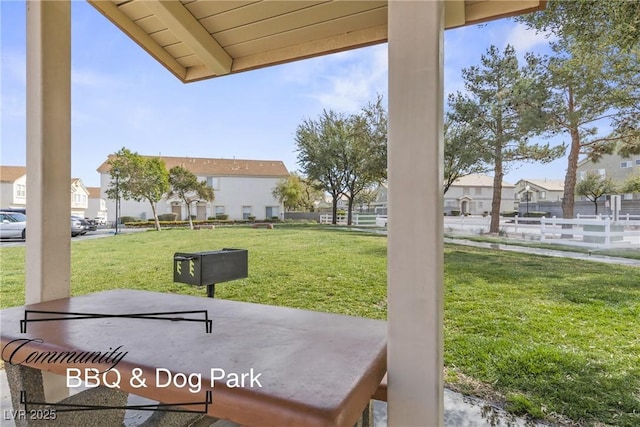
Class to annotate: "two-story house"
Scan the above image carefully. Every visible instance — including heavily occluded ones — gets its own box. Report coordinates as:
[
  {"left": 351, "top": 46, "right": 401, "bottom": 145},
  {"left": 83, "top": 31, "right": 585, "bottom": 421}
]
[
  {"left": 577, "top": 153, "right": 640, "bottom": 200},
  {"left": 1, "top": 166, "right": 91, "bottom": 216},
  {"left": 85, "top": 187, "right": 108, "bottom": 223},
  {"left": 514, "top": 179, "right": 564, "bottom": 204},
  {"left": 444, "top": 174, "right": 515, "bottom": 215},
  {"left": 97, "top": 156, "right": 289, "bottom": 221}
]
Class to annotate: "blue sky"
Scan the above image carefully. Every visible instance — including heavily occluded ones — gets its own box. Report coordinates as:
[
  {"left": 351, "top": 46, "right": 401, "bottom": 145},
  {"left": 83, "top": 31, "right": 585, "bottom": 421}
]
[{"left": 2, "top": 1, "right": 571, "bottom": 188}]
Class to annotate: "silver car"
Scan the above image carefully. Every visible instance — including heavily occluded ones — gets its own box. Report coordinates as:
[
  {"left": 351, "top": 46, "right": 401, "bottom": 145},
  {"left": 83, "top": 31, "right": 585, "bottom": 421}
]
[{"left": 0, "top": 212, "right": 27, "bottom": 240}]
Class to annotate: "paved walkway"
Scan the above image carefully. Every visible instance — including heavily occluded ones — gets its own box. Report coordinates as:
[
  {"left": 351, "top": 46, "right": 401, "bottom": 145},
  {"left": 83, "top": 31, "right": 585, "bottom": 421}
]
[{"left": 445, "top": 237, "right": 640, "bottom": 267}]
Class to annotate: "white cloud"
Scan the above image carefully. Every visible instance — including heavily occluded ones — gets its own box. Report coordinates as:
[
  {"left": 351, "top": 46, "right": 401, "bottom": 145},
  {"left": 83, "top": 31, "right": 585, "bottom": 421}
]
[
  {"left": 280, "top": 44, "right": 388, "bottom": 113},
  {"left": 504, "top": 22, "right": 556, "bottom": 54}
]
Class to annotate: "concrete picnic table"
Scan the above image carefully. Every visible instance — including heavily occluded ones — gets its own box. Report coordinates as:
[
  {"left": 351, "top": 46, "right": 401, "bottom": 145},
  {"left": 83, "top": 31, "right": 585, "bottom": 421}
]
[{"left": 1, "top": 289, "right": 387, "bottom": 427}]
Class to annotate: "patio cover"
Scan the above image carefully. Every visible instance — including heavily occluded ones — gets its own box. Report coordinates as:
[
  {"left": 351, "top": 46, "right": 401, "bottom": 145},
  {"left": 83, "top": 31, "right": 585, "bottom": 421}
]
[{"left": 25, "top": 1, "right": 546, "bottom": 425}]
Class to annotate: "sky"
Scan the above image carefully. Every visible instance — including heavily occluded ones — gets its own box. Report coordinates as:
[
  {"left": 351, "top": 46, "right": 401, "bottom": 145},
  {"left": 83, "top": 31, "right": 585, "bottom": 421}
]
[{"left": 1, "top": 1, "right": 577, "bottom": 188}]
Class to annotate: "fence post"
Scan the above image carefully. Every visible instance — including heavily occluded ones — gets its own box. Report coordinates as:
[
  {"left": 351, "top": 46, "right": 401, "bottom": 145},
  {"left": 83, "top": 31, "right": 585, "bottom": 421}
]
[
  {"left": 577, "top": 213, "right": 581, "bottom": 220},
  {"left": 540, "top": 217, "right": 546, "bottom": 242},
  {"left": 604, "top": 218, "right": 611, "bottom": 247},
  {"left": 514, "top": 215, "right": 519, "bottom": 233}
]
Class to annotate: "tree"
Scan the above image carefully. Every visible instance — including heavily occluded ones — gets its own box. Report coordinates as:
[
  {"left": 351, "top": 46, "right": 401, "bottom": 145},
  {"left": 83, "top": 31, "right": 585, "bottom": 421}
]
[
  {"left": 106, "top": 147, "right": 169, "bottom": 231},
  {"left": 518, "top": 1, "right": 640, "bottom": 53},
  {"left": 575, "top": 171, "right": 618, "bottom": 215},
  {"left": 296, "top": 111, "right": 348, "bottom": 224},
  {"left": 273, "top": 172, "right": 324, "bottom": 212},
  {"left": 449, "top": 45, "right": 564, "bottom": 233},
  {"left": 621, "top": 173, "right": 640, "bottom": 195},
  {"left": 168, "top": 166, "right": 215, "bottom": 230},
  {"left": 518, "top": 4, "right": 640, "bottom": 218},
  {"left": 340, "top": 96, "right": 387, "bottom": 224},
  {"left": 443, "top": 115, "right": 490, "bottom": 194}
]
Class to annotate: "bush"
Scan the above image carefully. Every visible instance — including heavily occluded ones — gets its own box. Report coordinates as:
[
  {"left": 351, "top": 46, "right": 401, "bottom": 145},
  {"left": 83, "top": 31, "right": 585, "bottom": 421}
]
[
  {"left": 451, "top": 210, "right": 461, "bottom": 216},
  {"left": 158, "top": 213, "right": 178, "bottom": 221},
  {"left": 215, "top": 214, "right": 229, "bottom": 220},
  {"left": 501, "top": 211, "right": 518, "bottom": 217},
  {"left": 247, "top": 216, "right": 256, "bottom": 221},
  {"left": 119, "top": 216, "right": 139, "bottom": 224}
]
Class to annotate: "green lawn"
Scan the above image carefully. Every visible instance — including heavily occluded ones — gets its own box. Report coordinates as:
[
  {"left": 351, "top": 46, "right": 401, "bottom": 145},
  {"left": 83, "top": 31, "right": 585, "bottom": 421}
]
[{"left": 1, "top": 226, "right": 638, "bottom": 425}]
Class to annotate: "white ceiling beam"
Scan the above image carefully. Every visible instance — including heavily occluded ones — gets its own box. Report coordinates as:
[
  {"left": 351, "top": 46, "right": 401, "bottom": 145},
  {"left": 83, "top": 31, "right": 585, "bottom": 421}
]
[
  {"left": 89, "top": 0, "right": 187, "bottom": 81},
  {"left": 142, "top": 0, "right": 232, "bottom": 76}
]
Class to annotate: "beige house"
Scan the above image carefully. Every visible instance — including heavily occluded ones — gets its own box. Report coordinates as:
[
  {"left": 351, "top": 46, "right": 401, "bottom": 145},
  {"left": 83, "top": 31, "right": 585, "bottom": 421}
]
[
  {"left": 445, "top": 174, "right": 515, "bottom": 215},
  {"left": 18, "top": 2, "right": 547, "bottom": 425},
  {"left": 85, "top": 186, "right": 108, "bottom": 223},
  {"left": 0, "top": 166, "right": 90, "bottom": 216},
  {"left": 0, "top": 166, "right": 27, "bottom": 209},
  {"left": 97, "top": 156, "right": 288, "bottom": 221},
  {"left": 514, "top": 179, "right": 565, "bottom": 204},
  {"left": 577, "top": 153, "right": 640, "bottom": 200}
]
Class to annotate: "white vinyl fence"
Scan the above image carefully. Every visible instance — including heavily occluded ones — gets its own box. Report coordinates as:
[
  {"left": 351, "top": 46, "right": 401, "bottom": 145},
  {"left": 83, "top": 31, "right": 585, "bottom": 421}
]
[{"left": 319, "top": 213, "right": 383, "bottom": 227}]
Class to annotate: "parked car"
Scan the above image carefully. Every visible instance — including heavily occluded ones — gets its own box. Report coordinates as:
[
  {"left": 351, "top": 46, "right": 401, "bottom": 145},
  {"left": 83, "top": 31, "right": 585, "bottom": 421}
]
[
  {"left": 71, "top": 216, "right": 88, "bottom": 237},
  {"left": 84, "top": 218, "right": 98, "bottom": 231},
  {"left": 0, "top": 211, "right": 27, "bottom": 240}
]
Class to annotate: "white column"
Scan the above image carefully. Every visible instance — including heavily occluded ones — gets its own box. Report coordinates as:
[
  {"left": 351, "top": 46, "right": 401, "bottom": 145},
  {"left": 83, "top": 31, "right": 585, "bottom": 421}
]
[
  {"left": 26, "top": 0, "right": 72, "bottom": 303},
  {"left": 387, "top": 1, "right": 444, "bottom": 426},
  {"left": 26, "top": 1, "right": 72, "bottom": 401}
]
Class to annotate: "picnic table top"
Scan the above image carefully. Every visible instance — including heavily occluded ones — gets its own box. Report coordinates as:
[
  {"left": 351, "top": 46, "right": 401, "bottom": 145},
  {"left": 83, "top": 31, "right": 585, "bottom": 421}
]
[{"left": 0, "top": 289, "right": 387, "bottom": 427}]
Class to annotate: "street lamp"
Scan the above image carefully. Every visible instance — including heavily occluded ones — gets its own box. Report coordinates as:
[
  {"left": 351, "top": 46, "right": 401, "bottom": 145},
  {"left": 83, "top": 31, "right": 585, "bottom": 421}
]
[
  {"left": 114, "top": 168, "right": 120, "bottom": 235},
  {"left": 525, "top": 184, "right": 530, "bottom": 216}
]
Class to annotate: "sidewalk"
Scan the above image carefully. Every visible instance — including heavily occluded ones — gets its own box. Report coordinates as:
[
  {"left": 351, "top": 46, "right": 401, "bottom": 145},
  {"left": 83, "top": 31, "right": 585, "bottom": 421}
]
[{"left": 445, "top": 237, "right": 640, "bottom": 267}]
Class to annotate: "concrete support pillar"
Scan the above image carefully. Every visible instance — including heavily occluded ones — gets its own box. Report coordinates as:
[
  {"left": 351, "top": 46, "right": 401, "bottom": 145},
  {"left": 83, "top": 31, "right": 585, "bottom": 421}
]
[
  {"left": 387, "top": 1, "right": 445, "bottom": 425},
  {"left": 26, "top": 0, "right": 71, "bottom": 303},
  {"left": 26, "top": 0, "right": 72, "bottom": 402}
]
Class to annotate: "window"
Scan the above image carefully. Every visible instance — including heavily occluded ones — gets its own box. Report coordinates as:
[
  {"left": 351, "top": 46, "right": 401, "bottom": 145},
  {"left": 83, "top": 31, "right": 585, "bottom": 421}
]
[
  {"left": 596, "top": 169, "right": 606, "bottom": 177},
  {"left": 463, "top": 186, "right": 470, "bottom": 194},
  {"left": 621, "top": 161, "right": 632, "bottom": 168},
  {"left": 578, "top": 171, "right": 586, "bottom": 181},
  {"left": 215, "top": 206, "right": 225, "bottom": 216},
  {"left": 623, "top": 193, "right": 634, "bottom": 200},
  {"left": 474, "top": 187, "right": 482, "bottom": 195},
  {"left": 242, "top": 206, "right": 252, "bottom": 219},
  {"left": 635, "top": 159, "right": 640, "bottom": 166},
  {"left": 207, "top": 177, "right": 219, "bottom": 190},
  {"left": 540, "top": 191, "right": 546, "bottom": 200},
  {"left": 266, "top": 206, "right": 280, "bottom": 218},
  {"left": 16, "top": 184, "right": 26, "bottom": 198}
]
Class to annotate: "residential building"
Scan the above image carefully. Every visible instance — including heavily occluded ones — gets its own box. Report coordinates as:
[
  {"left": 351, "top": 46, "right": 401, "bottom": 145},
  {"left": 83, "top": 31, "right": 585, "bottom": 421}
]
[
  {"left": 97, "top": 156, "right": 289, "bottom": 221},
  {"left": 577, "top": 153, "right": 640, "bottom": 200},
  {"left": 85, "top": 186, "right": 108, "bottom": 223},
  {"left": 0, "top": 166, "right": 90, "bottom": 216},
  {"left": 0, "top": 166, "right": 27, "bottom": 209},
  {"left": 444, "top": 174, "right": 515, "bottom": 215},
  {"left": 514, "top": 179, "right": 564, "bottom": 205}
]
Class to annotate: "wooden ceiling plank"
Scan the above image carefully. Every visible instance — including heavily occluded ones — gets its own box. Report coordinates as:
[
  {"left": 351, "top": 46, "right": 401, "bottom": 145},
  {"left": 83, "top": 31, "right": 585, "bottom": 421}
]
[
  {"left": 142, "top": 0, "right": 232, "bottom": 75},
  {"left": 118, "top": 0, "right": 152, "bottom": 21},
  {"left": 445, "top": 0, "right": 466, "bottom": 29},
  {"left": 134, "top": 15, "right": 166, "bottom": 34},
  {"left": 185, "top": 1, "right": 260, "bottom": 21},
  {"left": 87, "top": 0, "right": 187, "bottom": 81},
  {"left": 199, "top": 1, "right": 328, "bottom": 34},
  {"left": 465, "top": 0, "right": 542, "bottom": 25},
  {"left": 224, "top": 24, "right": 388, "bottom": 78},
  {"left": 149, "top": 28, "right": 181, "bottom": 47},
  {"left": 224, "top": 7, "right": 387, "bottom": 59},
  {"left": 213, "top": 1, "right": 387, "bottom": 47}
]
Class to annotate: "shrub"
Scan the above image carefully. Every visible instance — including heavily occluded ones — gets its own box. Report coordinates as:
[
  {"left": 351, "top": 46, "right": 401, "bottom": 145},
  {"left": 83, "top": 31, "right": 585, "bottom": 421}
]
[
  {"left": 119, "top": 216, "right": 139, "bottom": 224},
  {"left": 216, "top": 214, "right": 229, "bottom": 220},
  {"left": 247, "top": 216, "right": 256, "bottom": 221},
  {"left": 523, "top": 211, "right": 548, "bottom": 218},
  {"left": 158, "top": 213, "right": 178, "bottom": 221},
  {"left": 451, "top": 210, "right": 461, "bottom": 216},
  {"left": 501, "top": 211, "right": 518, "bottom": 217}
]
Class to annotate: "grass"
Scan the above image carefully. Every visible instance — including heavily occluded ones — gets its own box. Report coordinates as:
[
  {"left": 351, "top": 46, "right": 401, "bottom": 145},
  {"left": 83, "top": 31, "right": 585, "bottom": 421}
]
[
  {"left": 445, "top": 232, "right": 640, "bottom": 260},
  {"left": 1, "top": 226, "right": 639, "bottom": 425}
]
